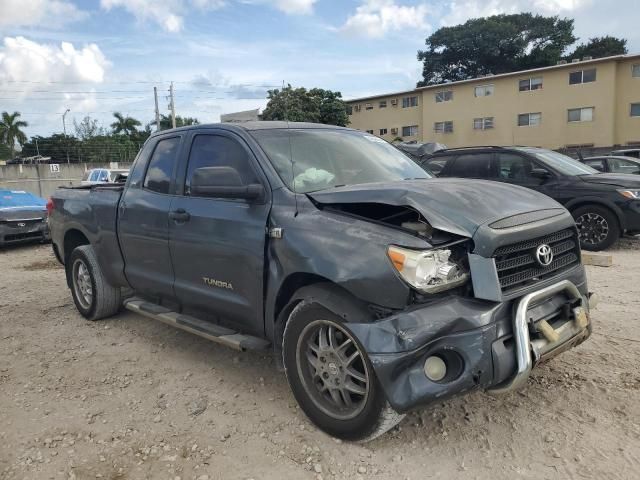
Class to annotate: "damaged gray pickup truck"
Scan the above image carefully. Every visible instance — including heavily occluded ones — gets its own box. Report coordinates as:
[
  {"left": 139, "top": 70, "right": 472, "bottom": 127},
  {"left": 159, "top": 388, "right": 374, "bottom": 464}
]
[{"left": 49, "top": 122, "right": 594, "bottom": 441}]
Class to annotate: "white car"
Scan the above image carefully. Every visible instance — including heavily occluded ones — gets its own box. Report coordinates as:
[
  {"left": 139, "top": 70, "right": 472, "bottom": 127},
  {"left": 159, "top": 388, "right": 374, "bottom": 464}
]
[{"left": 81, "top": 168, "right": 129, "bottom": 185}]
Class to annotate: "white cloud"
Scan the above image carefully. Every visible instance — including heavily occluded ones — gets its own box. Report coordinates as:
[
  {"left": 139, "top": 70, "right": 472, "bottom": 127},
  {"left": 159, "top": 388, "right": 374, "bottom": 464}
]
[
  {"left": 442, "top": 0, "right": 592, "bottom": 26},
  {"left": 0, "top": 0, "right": 87, "bottom": 28},
  {"left": 0, "top": 36, "right": 110, "bottom": 87},
  {"left": 341, "top": 1, "right": 429, "bottom": 38},
  {"left": 101, "top": 0, "right": 315, "bottom": 33}
]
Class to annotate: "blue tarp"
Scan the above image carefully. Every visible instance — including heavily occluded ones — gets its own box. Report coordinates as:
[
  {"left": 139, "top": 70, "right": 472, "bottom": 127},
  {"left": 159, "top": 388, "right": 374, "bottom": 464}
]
[{"left": 0, "top": 189, "right": 47, "bottom": 211}]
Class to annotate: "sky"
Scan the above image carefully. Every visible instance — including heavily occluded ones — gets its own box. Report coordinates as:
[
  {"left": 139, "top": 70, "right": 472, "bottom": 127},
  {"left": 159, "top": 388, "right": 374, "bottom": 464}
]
[{"left": 0, "top": 0, "right": 638, "bottom": 138}]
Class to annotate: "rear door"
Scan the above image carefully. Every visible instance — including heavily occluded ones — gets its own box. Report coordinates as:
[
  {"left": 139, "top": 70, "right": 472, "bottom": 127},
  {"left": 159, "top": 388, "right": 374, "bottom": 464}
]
[
  {"left": 118, "top": 135, "right": 182, "bottom": 298},
  {"left": 168, "top": 130, "right": 270, "bottom": 334}
]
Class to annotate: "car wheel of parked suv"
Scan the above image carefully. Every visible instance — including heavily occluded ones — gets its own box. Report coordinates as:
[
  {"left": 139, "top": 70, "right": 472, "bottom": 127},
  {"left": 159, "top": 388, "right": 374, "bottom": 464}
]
[
  {"left": 572, "top": 205, "right": 620, "bottom": 251},
  {"left": 282, "top": 300, "right": 404, "bottom": 441},
  {"left": 68, "top": 245, "right": 122, "bottom": 320}
]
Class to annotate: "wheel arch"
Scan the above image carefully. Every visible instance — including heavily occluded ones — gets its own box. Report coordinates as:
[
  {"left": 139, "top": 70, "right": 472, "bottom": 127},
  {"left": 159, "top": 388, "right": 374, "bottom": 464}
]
[
  {"left": 273, "top": 275, "right": 373, "bottom": 351},
  {"left": 564, "top": 197, "right": 625, "bottom": 231},
  {"left": 63, "top": 229, "right": 90, "bottom": 287}
]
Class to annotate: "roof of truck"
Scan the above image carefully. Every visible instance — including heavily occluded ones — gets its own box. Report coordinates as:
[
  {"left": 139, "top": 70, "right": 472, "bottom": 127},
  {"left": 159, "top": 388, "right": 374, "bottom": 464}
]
[{"left": 149, "top": 121, "right": 352, "bottom": 137}]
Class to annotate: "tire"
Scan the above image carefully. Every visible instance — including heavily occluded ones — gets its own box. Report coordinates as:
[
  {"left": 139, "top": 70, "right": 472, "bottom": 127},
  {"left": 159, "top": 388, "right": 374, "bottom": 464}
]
[
  {"left": 572, "top": 205, "right": 620, "bottom": 251},
  {"left": 282, "top": 300, "right": 404, "bottom": 441},
  {"left": 68, "top": 245, "right": 122, "bottom": 321}
]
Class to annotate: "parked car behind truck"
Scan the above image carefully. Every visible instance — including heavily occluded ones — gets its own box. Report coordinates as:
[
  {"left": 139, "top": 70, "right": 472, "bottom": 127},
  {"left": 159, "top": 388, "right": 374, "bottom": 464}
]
[
  {"left": 0, "top": 189, "right": 49, "bottom": 247},
  {"left": 423, "top": 146, "right": 640, "bottom": 251},
  {"left": 49, "top": 122, "right": 593, "bottom": 441}
]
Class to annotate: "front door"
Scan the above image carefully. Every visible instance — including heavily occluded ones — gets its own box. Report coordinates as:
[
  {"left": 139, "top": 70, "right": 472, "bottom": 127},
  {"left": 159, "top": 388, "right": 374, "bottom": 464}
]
[
  {"left": 169, "top": 131, "right": 270, "bottom": 334},
  {"left": 119, "top": 135, "right": 182, "bottom": 298},
  {"left": 490, "top": 152, "right": 558, "bottom": 198}
]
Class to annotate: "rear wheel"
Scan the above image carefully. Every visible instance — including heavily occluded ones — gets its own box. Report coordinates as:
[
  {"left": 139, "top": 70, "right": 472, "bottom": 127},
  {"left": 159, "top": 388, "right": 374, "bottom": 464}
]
[
  {"left": 572, "top": 205, "right": 620, "bottom": 251},
  {"left": 68, "top": 245, "right": 121, "bottom": 320},
  {"left": 282, "top": 301, "right": 403, "bottom": 441}
]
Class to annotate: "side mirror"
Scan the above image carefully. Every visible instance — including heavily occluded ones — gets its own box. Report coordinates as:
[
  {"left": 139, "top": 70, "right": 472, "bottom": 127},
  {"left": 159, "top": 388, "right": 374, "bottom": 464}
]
[
  {"left": 530, "top": 168, "right": 552, "bottom": 179},
  {"left": 190, "top": 166, "right": 264, "bottom": 200}
]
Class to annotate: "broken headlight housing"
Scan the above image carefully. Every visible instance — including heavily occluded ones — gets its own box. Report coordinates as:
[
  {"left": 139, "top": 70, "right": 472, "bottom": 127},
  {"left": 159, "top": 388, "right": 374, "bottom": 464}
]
[{"left": 387, "top": 245, "right": 469, "bottom": 294}]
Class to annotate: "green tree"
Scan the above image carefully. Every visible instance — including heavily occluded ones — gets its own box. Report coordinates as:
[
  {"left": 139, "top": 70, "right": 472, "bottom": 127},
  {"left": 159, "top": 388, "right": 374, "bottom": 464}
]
[
  {"left": 110, "top": 112, "right": 142, "bottom": 136},
  {"left": 567, "top": 36, "right": 628, "bottom": 60},
  {"left": 261, "top": 85, "right": 349, "bottom": 126},
  {"left": 417, "top": 13, "right": 576, "bottom": 86},
  {"left": 157, "top": 114, "right": 199, "bottom": 130},
  {"left": 0, "top": 111, "right": 28, "bottom": 158},
  {"left": 74, "top": 116, "right": 105, "bottom": 140}
]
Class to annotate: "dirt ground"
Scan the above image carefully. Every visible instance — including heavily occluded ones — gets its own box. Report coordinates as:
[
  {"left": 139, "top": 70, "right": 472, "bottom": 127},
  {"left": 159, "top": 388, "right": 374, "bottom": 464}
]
[{"left": 1, "top": 241, "right": 639, "bottom": 480}]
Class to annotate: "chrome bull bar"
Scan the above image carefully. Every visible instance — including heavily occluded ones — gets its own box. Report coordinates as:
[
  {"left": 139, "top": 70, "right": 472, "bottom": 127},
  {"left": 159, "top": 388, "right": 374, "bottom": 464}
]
[{"left": 488, "top": 279, "right": 591, "bottom": 395}]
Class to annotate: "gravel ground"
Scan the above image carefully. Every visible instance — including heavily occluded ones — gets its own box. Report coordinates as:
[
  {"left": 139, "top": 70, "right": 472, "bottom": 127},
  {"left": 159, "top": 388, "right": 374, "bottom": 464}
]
[{"left": 1, "top": 240, "right": 639, "bottom": 480}]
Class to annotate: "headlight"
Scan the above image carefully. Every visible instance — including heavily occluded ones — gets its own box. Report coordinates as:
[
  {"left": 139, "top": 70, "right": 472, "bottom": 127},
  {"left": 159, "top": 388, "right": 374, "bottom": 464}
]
[
  {"left": 387, "top": 245, "right": 469, "bottom": 293},
  {"left": 618, "top": 189, "right": 640, "bottom": 199}
]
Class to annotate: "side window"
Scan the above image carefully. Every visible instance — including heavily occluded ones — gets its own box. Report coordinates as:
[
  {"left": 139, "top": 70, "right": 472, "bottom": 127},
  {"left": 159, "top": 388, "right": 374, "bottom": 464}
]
[
  {"left": 584, "top": 159, "right": 605, "bottom": 172},
  {"left": 609, "top": 158, "right": 640, "bottom": 174},
  {"left": 185, "top": 135, "right": 259, "bottom": 196},
  {"left": 494, "top": 153, "right": 538, "bottom": 183},
  {"left": 143, "top": 137, "right": 180, "bottom": 194},
  {"left": 425, "top": 158, "right": 448, "bottom": 176},
  {"left": 448, "top": 154, "right": 491, "bottom": 178},
  {"left": 98, "top": 170, "right": 109, "bottom": 182},
  {"left": 89, "top": 170, "right": 99, "bottom": 182},
  {"left": 127, "top": 141, "right": 156, "bottom": 188}
]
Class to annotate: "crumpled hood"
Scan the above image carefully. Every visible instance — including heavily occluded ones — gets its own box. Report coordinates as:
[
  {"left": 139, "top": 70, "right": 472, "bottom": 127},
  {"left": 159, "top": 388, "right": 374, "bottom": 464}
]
[
  {"left": 579, "top": 173, "right": 640, "bottom": 188},
  {"left": 308, "top": 179, "right": 564, "bottom": 237}
]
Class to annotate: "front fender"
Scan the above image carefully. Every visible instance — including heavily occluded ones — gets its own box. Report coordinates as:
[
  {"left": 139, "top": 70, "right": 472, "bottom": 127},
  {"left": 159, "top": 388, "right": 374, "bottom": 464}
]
[{"left": 564, "top": 196, "right": 625, "bottom": 228}]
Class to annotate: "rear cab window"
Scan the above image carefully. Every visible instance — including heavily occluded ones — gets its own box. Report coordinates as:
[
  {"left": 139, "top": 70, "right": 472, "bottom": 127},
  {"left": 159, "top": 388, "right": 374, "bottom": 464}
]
[{"left": 143, "top": 137, "right": 181, "bottom": 194}]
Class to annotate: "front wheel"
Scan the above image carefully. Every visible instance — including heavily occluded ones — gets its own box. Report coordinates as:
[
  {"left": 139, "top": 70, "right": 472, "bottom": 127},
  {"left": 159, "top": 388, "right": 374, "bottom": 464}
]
[
  {"left": 282, "top": 301, "right": 403, "bottom": 441},
  {"left": 572, "top": 205, "right": 620, "bottom": 251},
  {"left": 68, "top": 245, "right": 122, "bottom": 320}
]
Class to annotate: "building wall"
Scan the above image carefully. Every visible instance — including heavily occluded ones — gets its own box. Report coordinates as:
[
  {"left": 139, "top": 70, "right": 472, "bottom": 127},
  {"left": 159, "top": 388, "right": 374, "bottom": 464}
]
[
  {"left": 615, "top": 58, "right": 640, "bottom": 145},
  {"left": 347, "top": 55, "right": 640, "bottom": 150}
]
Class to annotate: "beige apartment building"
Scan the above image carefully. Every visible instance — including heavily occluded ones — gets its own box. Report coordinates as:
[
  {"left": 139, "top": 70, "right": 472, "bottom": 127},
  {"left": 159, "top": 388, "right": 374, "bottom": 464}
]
[{"left": 346, "top": 54, "right": 640, "bottom": 150}]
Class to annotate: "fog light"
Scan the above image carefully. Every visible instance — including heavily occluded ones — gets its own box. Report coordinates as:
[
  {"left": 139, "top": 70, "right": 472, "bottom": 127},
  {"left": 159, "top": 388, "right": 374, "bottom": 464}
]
[{"left": 424, "top": 356, "right": 447, "bottom": 382}]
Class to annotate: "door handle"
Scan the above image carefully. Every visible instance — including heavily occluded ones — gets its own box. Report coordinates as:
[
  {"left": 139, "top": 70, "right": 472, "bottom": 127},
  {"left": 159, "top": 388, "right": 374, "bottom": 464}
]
[{"left": 169, "top": 208, "right": 191, "bottom": 222}]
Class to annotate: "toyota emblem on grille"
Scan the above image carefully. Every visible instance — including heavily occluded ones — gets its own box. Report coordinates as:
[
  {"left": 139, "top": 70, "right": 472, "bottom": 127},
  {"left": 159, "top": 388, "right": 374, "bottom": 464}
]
[
  {"left": 17, "top": 222, "right": 26, "bottom": 227},
  {"left": 535, "top": 244, "right": 553, "bottom": 267}
]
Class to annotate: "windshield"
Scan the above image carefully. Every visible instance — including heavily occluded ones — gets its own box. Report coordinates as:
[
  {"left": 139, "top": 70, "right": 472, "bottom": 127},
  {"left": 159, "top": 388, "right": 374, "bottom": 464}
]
[
  {"left": 517, "top": 148, "right": 598, "bottom": 176},
  {"left": 251, "top": 128, "right": 431, "bottom": 193}
]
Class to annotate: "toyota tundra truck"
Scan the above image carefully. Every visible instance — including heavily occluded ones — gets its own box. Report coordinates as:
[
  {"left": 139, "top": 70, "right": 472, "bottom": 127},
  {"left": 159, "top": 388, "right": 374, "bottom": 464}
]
[{"left": 48, "top": 122, "right": 594, "bottom": 441}]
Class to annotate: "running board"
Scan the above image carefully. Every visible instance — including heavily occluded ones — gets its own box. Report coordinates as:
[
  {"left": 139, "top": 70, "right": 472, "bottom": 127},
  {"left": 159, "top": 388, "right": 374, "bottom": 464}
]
[{"left": 124, "top": 297, "right": 271, "bottom": 351}]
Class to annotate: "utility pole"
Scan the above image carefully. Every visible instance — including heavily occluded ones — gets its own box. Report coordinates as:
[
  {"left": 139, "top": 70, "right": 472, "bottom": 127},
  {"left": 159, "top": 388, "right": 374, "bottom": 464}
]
[
  {"left": 62, "top": 108, "right": 70, "bottom": 164},
  {"left": 154, "top": 86, "right": 161, "bottom": 131},
  {"left": 169, "top": 82, "right": 176, "bottom": 129},
  {"left": 35, "top": 138, "right": 40, "bottom": 156}
]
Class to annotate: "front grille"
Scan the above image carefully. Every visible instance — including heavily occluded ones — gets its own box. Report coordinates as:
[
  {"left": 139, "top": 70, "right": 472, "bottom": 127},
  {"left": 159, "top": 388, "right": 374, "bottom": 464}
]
[
  {"left": 4, "top": 219, "right": 43, "bottom": 229},
  {"left": 493, "top": 228, "right": 581, "bottom": 293},
  {"left": 4, "top": 232, "right": 44, "bottom": 242}
]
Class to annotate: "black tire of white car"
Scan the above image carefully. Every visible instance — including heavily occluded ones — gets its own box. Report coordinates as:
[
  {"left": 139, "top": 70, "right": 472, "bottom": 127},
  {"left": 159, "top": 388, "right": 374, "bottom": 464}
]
[
  {"left": 68, "top": 245, "right": 122, "bottom": 321},
  {"left": 282, "top": 300, "right": 404, "bottom": 441},
  {"left": 572, "top": 205, "right": 620, "bottom": 251}
]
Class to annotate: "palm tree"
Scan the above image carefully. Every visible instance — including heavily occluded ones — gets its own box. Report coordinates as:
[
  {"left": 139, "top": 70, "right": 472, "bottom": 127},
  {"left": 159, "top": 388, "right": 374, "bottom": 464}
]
[
  {"left": 0, "top": 111, "right": 28, "bottom": 159},
  {"left": 110, "top": 112, "right": 141, "bottom": 136}
]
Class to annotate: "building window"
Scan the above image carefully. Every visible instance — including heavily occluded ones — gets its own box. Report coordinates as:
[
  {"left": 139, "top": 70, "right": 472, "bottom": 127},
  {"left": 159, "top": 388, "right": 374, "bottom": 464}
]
[
  {"left": 473, "top": 117, "right": 494, "bottom": 130},
  {"left": 402, "top": 96, "right": 418, "bottom": 108},
  {"left": 390, "top": 127, "right": 398, "bottom": 135},
  {"left": 379, "top": 100, "right": 387, "bottom": 108},
  {"left": 631, "top": 103, "right": 640, "bottom": 117},
  {"left": 365, "top": 103, "right": 373, "bottom": 110},
  {"left": 633, "top": 65, "right": 640, "bottom": 78},
  {"left": 346, "top": 105, "right": 353, "bottom": 115},
  {"left": 379, "top": 128, "right": 388, "bottom": 135},
  {"left": 518, "top": 112, "right": 542, "bottom": 127},
  {"left": 474, "top": 84, "right": 494, "bottom": 97},
  {"left": 435, "top": 90, "right": 453, "bottom": 103},
  {"left": 519, "top": 77, "right": 543, "bottom": 91},
  {"left": 569, "top": 68, "right": 597, "bottom": 85},
  {"left": 568, "top": 107, "right": 594, "bottom": 122},
  {"left": 365, "top": 130, "right": 374, "bottom": 134},
  {"left": 434, "top": 121, "right": 453, "bottom": 133},
  {"left": 353, "top": 104, "right": 361, "bottom": 113},
  {"left": 402, "top": 125, "right": 419, "bottom": 136}
]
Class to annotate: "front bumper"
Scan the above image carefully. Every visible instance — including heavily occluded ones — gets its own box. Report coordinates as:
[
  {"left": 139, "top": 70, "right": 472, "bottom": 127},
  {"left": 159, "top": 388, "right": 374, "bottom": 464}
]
[
  {"left": 0, "top": 221, "right": 49, "bottom": 246},
  {"left": 346, "top": 267, "right": 592, "bottom": 413}
]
